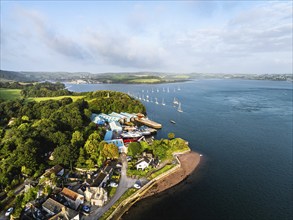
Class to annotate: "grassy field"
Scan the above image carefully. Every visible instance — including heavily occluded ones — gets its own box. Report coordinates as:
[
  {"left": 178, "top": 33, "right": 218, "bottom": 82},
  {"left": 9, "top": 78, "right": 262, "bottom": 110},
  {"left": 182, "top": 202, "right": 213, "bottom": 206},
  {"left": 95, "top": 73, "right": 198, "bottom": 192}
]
[
  {"left": 0, "top": 89, "right": 85, "bottom": 102},
  {"left": 129, "top": 78, "right": 161, "bottom": 83},
  {"left": 0, "top": 89, "right": 22, "bottom": 100},
  {"left": 27, "top": 95, "right": 85, "bottom": 102},
  {"left": 172, "top": 74, "right": 190, "bottom": 79}
]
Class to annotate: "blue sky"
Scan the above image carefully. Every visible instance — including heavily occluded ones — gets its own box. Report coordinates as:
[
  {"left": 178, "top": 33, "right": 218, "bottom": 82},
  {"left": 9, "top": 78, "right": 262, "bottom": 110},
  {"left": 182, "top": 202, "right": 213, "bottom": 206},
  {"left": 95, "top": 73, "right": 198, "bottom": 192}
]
[{"left": 1, "top": 1, "right": 292, "bottom": 74}]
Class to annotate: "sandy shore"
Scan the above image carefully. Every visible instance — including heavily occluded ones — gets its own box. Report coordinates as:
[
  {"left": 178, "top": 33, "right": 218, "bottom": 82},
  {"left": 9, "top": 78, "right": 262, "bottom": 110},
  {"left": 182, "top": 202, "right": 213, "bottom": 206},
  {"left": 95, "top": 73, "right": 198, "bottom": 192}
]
[{"left": 142, "top": 151, "right": 201, "bottom": 198}]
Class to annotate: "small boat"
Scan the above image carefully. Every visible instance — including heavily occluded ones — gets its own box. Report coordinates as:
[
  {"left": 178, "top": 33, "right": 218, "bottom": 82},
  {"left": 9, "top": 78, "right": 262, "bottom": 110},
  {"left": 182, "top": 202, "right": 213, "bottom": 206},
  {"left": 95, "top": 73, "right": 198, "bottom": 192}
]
[
  {"left": 155, "top": 98, "right": 159, "bottom": 104},
  {"left": 177, "top": 102, "right": 183, "bottom": 113},
  {"left": 200, "top": 154, "right": 203, "bottom": 157},
  {"left": 173, "top": 97, "right": 179, "bottom": 105},
  {"left": 170, "top": 120, "right": 176, "bottom": 124},
  {"left": 162, "top": 98, "right": 166, "bottom": 106}
]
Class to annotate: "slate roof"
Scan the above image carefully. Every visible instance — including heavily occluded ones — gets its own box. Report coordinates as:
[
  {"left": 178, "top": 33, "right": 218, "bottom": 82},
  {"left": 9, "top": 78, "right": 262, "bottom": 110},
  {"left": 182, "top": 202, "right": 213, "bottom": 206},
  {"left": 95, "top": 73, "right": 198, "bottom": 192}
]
[{"left": 42, "top": 198, "right": 64, "bottom": 214}]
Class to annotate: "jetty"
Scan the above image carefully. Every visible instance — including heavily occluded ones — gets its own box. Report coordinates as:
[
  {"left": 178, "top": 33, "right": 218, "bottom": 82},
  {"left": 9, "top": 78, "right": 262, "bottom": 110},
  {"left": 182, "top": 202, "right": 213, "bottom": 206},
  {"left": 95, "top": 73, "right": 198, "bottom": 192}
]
[{"left": 135, "top": 114, "right": 162, "bottom": 129}]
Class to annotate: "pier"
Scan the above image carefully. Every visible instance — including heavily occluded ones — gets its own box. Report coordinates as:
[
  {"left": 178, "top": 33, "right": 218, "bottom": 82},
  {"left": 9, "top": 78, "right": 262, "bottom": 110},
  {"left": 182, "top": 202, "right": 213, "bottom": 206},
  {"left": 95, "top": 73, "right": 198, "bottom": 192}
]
[{"left": 135, "top": 117, "right": 162, "bottom": 129}]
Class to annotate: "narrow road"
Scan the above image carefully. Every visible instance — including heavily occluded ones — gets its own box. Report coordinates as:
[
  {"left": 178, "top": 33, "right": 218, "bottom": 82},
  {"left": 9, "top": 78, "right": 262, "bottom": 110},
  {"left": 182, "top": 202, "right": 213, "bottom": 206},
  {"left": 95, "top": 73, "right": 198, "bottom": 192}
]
[
  {"left": 0, "top": 179, "right": 29, "bottom": 219},
  {"left": 83, "top": 154, "right": 137, "bottom": 220}
]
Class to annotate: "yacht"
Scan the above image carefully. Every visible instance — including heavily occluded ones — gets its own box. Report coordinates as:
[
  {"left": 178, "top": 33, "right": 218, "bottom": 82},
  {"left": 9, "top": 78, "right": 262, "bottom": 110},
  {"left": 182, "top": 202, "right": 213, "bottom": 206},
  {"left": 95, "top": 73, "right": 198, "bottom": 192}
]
[
  {"left": 155, "top": 98, "right": 159, "bottom": 104},
  {"left": 177, "top": 102, "right": 183, "bottom": 113},
  {"left": 170, "top": 120, "right": 176, "bottom": 124},
  {"left": 162, "top": 98, "right": 166, "bottom": 106},
  {"left": 173, "top": 97, "right": 179, "bottom": 105}
]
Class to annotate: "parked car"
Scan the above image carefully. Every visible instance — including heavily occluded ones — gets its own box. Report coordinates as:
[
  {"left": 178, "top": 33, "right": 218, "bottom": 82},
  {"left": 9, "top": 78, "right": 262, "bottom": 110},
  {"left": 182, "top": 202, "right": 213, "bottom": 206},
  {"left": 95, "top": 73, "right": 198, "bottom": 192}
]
[
  {"left": 126, "top": 156, "right": 132, "bottom": 162},
  {"left": 82, "top": 205, "right": 91, "bottom": 213},
  {"left": 133, "top": 183, "right": 141, "bottom": 189},
  {"left": 109, "top": 182, "right": 118, "bottom": 187},
  {"left": 5, "top": 207, "right": 13, "bottom": 216},
  {"left": 116, "top": 163, "right": 122, "bottom": 168}
]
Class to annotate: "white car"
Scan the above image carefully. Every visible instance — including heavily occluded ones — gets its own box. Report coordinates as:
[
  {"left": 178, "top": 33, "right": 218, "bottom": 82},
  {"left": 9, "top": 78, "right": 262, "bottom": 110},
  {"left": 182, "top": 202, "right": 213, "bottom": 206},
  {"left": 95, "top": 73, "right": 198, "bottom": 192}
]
[
  {"left": 133, "top": 183, "right": 141, "bottom": 189},
  {"left": 109, "top": 182, "right": 118, "bottom": 187},
  {"left": 5, "top": 207, "right": 13, "bottom": 216}
]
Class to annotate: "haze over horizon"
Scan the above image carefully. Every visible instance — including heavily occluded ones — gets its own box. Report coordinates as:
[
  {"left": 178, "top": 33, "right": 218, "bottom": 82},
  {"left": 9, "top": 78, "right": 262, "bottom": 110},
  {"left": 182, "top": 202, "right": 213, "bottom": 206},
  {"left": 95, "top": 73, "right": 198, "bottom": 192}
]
[{"left": 1, "top": 1, "right": 292, "bottom": 74}]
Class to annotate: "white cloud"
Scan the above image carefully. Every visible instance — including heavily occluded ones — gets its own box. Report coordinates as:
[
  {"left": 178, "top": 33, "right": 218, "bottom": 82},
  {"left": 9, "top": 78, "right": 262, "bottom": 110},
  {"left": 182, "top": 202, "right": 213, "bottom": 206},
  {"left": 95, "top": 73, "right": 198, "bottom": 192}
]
[{"left": 1, "top": 1, "right": 292, "bottom": 73}]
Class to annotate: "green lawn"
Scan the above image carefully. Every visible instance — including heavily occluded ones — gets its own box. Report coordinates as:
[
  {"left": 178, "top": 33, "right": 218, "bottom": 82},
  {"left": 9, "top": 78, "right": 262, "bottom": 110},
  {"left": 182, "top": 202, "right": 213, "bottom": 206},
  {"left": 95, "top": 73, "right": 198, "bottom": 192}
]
[
  {"left": 149, "top": 164, "right": 175, "bottom": 179},
  {"left": 27, "top": 95, "right": 85, "bottom": 102},
  {"left": 0, "top": 89, "right": 22, "bottom": 100},
  {"left": 129, "top": 78, "right": 161, "bottom": 83}
]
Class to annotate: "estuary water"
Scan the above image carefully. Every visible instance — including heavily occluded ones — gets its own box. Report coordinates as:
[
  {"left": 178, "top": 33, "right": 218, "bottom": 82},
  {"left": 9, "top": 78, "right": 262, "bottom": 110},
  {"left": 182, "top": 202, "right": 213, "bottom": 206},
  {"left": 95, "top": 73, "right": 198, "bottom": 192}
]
[{"left": 68, "top": 79, "right": 292, "bottom": 220}]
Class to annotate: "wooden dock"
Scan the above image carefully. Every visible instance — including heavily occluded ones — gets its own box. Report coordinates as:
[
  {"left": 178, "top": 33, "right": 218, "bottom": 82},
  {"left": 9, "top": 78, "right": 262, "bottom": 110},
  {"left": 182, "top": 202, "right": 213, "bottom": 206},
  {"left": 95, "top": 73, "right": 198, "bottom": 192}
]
[{"left": 135, "top": 117, "right": 162, "bottom": 129}]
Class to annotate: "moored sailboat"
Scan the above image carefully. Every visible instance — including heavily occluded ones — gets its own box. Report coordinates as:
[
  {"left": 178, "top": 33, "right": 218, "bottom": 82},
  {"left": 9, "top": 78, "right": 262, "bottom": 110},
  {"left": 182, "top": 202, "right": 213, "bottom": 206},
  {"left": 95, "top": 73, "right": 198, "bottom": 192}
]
[
  {"left": 173, "top": 97, "right": 179, "bottom": 105},
  {"left": 178, "top": 102, "right": 183, "bottom": 112}
]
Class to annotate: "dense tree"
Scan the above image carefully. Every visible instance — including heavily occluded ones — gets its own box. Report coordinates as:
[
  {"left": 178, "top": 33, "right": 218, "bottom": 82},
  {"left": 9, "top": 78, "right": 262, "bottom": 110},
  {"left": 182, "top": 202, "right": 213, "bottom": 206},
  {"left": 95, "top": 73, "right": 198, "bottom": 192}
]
[
  {"left": 52, "top": 145, "right": 71, "bottom": 166},
  {"left": 76, "top": 148, "right": 86, "bottom": 168},
  {"left": 84, "top": 132, "right": 101, "bottom": 155},
  {"left": 101, "top": 143, "right": 119, "bottom": 159},
  {"left": 127, "top": 142, "right": 143, "bottom": 157}
]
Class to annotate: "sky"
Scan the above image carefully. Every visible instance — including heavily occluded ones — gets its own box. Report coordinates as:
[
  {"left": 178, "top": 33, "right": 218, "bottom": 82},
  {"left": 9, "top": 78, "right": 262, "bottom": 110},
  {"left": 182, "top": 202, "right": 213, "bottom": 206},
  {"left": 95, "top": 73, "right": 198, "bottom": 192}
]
[{"left": 0, "top": 1, "right": 292, "bottom": 74}]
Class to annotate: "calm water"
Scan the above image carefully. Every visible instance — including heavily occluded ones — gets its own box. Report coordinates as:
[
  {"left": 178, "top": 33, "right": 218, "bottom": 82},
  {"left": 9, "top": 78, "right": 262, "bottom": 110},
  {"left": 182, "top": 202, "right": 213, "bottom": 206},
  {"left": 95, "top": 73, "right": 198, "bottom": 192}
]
[{"left": 68, "top": 80, "right": 293, "bottom": 220}]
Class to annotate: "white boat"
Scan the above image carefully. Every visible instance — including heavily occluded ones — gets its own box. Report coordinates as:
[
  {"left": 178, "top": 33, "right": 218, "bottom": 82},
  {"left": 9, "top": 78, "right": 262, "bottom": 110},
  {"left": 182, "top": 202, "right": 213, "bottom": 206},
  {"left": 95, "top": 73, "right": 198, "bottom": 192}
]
[
  {"left": 162, "top": 98, "right": 166, "bottom": 106},
  {"left": 177, "top": 102, "right": 183, "bottom": 113},
  {"left": 167, "top": 87, "right": 170, "bottom": 93},
  {"left": 157, "top": 89, "right": 159, "bottom": 92},
  {"left": 120, "top": 131, "right": 143, "bottom": 138},
  {"left": 173, "top": 97, "right": 179, "bottom": 105},
  {"left": 170, "top": 120, "right": 176, "bottom": 124},
  {"left": 155, "top": 98, "right": 159, "bottom": 104},
  {"left": 178, "top": 86, "right": 181, "bottom": 91}
]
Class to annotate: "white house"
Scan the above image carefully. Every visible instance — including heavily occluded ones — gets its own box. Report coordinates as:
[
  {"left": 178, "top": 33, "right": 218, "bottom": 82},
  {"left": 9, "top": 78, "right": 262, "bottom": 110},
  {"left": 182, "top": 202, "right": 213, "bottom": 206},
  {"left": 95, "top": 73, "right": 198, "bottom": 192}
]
[{"left": 135, "top": 158, "right": 153, "bottom": 170}]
